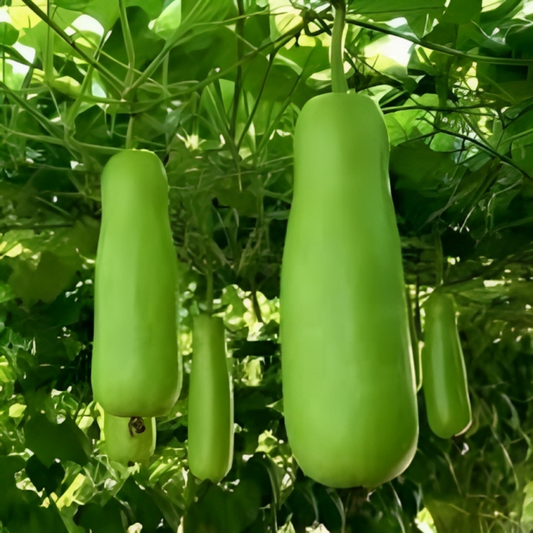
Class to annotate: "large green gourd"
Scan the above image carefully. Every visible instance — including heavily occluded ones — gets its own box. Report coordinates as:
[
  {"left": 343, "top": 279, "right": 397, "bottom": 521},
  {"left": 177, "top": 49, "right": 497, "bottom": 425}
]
[
  {"left": 104, "top": 413, "right": 156, "bottom": 464},
  {"left": 92, "top": 150, "right": 180, "bottom": 417},
  {"left": 422, "top": 291, "right": 472, "bottom": 439},
  {"left": 280, "top": 92, "right": 419, "bottom": 488},
  {"left": 188, "top": 315, "right": 234, "bottom": 483}
]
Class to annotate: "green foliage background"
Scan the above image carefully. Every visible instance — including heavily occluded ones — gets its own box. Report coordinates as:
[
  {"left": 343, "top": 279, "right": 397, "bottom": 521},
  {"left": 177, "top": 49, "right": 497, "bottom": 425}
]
[{"left": 1, "top": 0, "right": 533, "bottom": 531}]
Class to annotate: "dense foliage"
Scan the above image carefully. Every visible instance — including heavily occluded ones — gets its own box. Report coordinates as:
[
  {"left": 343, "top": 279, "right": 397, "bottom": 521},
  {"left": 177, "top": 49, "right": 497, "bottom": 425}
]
[{"left": 1, "top": 0, "right": 533, "bottom": 531}]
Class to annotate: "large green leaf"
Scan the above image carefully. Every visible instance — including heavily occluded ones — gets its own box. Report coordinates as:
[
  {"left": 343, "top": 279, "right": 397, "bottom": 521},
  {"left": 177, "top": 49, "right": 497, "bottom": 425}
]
[
  {"left": 183, "top": 479, "right": 261, "bottom": 533},
  {"left": 441, "top": 0, "right": 482, "bottom": 24},
  {"left": 0, "top": 22, "right": 19, "bottom": 46},
  {"left": 24, "top": 413, "right": 91, "bottom": 467},
  {"left": 25, "top": 454, "right": 65, "bottom": 493},
  {"left": 76, "top": 500, "right": 128, "bottom": 533},
  {"left": 350, "top": 0, "right": 445, "bottom": 19},
  {"left": 52, "top": 0, "right": 165, "bottom": 31},
  {"left": 0, "top": 456, "right": 68, "bottom": 533}
]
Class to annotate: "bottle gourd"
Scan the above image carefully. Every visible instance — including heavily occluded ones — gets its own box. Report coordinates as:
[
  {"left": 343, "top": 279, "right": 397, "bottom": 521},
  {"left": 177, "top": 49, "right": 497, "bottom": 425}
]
[
  {"left": 188, "top": 315, "right": 234, "bottom": 483},
  {"left": 104, "top": 413, "right": 156, "bottom": 464},
  {"left": 280, "top": 92, "right": 419, "bottom": 488},
  {"left": 92, "top": 150, "right": 180, "bottom": 418},
  {"left": 422, "top": 291, "right": 472, "bottom": 439}
]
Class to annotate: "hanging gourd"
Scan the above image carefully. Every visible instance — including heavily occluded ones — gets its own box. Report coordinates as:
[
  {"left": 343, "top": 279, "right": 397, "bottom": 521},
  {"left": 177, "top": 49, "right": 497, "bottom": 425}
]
[
  {"left": 188, "top": 314, "right": 234, "bottom": 483},
  {"left": 92, "top": 150, "right": 181, "bottom": 418},
  {"left": 422, "top": 290, "right": 472, "bottom": 439},
  {"left": 280, "top": 0, "right": 418, "bottom": 489},
  {"left": 104, "top": 413, "right": 156, "bottom": 464}
]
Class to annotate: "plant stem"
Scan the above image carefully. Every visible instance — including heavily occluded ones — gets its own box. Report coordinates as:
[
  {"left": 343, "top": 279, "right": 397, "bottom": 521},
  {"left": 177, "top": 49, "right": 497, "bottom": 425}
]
[
  {"left": 66, "top": 64, "right": 95, "bottom": 130},
  {"left": 44, "top": 3, "right": 55, "bottom": 86},
  {"left": 331, "top": 1, "right": 348, "bottom": 93},
  {"left": 433, "top": 222, "right": 444, "bottom": 287},
  {"left": 119, "top": 0, "right": 136, "bottom": 88},
  {"left": 206, "top": 247, "right": 214, "bottom": 314},
  {"left": 237, "top": 41, "right": 284, "bottom": 150},
  {"left": 231, "top": 0, "right": 245, "bottom": 140},
  {"left": 126, "top": 115, "right": 134, "bottom": 149}
]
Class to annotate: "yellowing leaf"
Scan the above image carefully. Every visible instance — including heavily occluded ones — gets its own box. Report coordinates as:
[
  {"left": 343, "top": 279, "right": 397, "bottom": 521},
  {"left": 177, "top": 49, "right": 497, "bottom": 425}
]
[{"left": 8, "top": 0, "right": 47, "bottom": 31}]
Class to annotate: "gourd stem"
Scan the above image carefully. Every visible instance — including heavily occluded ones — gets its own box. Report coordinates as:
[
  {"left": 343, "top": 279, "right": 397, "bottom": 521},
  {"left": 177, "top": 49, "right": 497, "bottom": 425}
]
[
  {"left": 433, "top": 222, "right": 444, "bottom": 286},
  {"left": 126, "top": 115, "right": 134, "bottom": 149},
  {"left": 206, "top": 252, "right": 214, "bottom": 314},
  {"left": 331, "top": 0, "right": 348, "bottom": 93}
]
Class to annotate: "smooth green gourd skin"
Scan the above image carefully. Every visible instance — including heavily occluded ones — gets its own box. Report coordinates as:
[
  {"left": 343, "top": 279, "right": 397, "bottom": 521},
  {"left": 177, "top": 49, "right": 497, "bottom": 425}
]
[
  {"left": 422, "top": 291, "right": 472, "bottom": 439},
  {"left": 188, "top": 315, "right": 234, "bottom": 483},
  {"left": 280, "top": 93, "right": 419, "bottom": 489},
  {"left": 104, "top": 413, "right": 156, "bottom": 464},
  {"left": 92, "top": 150, "right": 180, "bottom": 417}
]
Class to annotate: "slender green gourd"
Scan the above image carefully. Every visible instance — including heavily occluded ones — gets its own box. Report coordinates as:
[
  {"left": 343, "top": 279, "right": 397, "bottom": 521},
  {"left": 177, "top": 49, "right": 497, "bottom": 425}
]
[
  {"left": 188, "top": 315, "right": 234, "bottom": 483},
  {"left": 422, "top": 291, "right": 472, "bottom": 439}
]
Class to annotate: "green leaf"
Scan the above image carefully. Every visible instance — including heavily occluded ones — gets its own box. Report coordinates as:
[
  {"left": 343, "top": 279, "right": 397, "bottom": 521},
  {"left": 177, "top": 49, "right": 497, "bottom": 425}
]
[
  {"left": 314, "top": 485, "right": 345, "bottom": 532},
  {"left": 285, "top": 480, "right": 319, "bottom": 531},
  {"left": 384, "top": 94, "right": 439, "bottom": 145},
  {"left": 117, "top": 479, "right": 168, "bottom": 532},
  {"left": 0, "top": 455, "right": 68, "bottom": 533},
  {"left": 502, "top": 109, "right": 533, "bottom": 173},
  {"left": 24, "top": 413, "right": 91, "bottom": 467},
  {"left": 0, "top": 22, "right": 19, "bottom": 46},
  {"left": 152, "top": 0, "right": 182, "bottom": 40},
  {"left": 506, "top": 22, "right": 533, "bottom": 56},
  {"left": 216, "top": 186, "right": 258, "bottom": 217},
  {"left": 9, "top": 504, "right": 69, "bottom": 533},
  {"left": 52, "top": 0, "right": 117, "bottom": 30},
  {"left": 76, "top": 500, "right": 127, "bottom": 533},
  {"left": 424, "top": 497, "right": 475, "bottom": 533},
  {"left": 25, "top": 455, "right": 65, "bottom": 494},
  {"left": 183, "top": 479, "right": 261, "bottom": 533},
  {"left": 100, "top": 6, "right": 165, "bottom": 79},
  {"left": 391, "top": 140, "right": 456, "bottom": 191},
  {"left": 53, "top": 0, "right": 91, "bottom": 10},
  {"left": 8, "top": 251, "right": 80, "bottom": 306},
  {"left": 441, "top": 0, "right": 482, "bottom": 24},
  {"left": 145, "top": 486, "right": 183, "bottom": 531},
  {"left": 127, "top": 0, "right": 166, "bottom": 19},
  {"left": 480, "top": 0, "right": 523, "bottom": 29},
  {"left": 58, "top": 0, "right": 162, "bottom": 30},
  {"left": 241, "top": 453, "right": 284, "bottom": 508},
  {"left": 18, "top": 10, "right": 79, "bottom": 59},
  {"left": 522, "top": 481, "right": 533, "bottom": 526},
  {"left": 153, "top": 0, "right": 234, "bottom": 42},
  {"left": 350, "top": 0, "right": 446, "bottom": 20},
  {"left": 0, "top": 281, "right": 15, "bottom": 304},
  {"left": 181, "top": 0, "right": 235, "bottom": 27}
]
